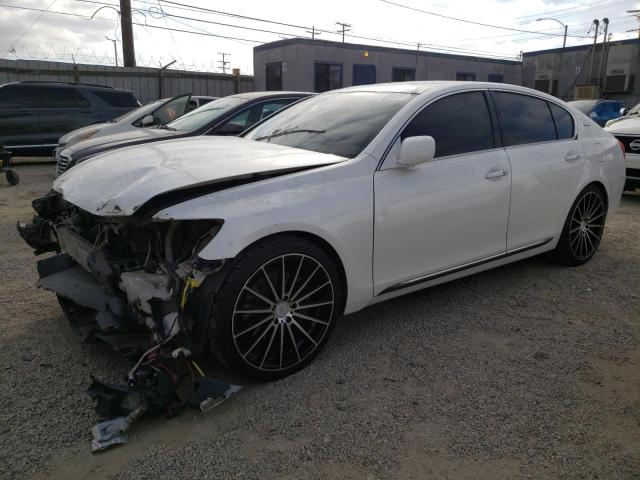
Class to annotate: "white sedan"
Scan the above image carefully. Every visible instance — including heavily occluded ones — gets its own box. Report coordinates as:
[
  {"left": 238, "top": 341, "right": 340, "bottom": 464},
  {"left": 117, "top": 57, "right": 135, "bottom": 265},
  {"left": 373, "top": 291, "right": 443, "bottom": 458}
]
[{"left": 21, "top": 82, "right": 625, "bottom": 380}]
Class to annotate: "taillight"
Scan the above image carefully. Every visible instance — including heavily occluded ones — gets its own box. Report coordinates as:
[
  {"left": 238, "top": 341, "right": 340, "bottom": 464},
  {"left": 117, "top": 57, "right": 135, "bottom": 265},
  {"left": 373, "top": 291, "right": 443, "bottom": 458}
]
[{"left": 618, "top": 140, "right": 626, "bottom": 159}]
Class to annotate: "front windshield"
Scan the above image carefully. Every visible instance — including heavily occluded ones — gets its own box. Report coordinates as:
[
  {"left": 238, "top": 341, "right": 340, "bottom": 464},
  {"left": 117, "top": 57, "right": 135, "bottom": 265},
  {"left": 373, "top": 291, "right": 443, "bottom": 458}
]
[
  {"left": 569, "top": 100, "right": 597, "bottom": 114},
  {"left": 628, "top": 102, "right": 640, "bottom": 115},
  {"left": 166, "top": 96, "right": 246, "bottom": 131},
  {"left": 113, "top": 99, "right": 165, "bottom": 123},
  {"left": 244, "top": 91, "right": 415, "bottom": 158}
]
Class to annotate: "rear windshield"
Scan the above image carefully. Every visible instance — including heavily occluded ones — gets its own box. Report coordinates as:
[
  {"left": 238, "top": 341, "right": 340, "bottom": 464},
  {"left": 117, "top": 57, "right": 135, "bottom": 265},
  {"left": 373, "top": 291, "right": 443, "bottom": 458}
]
[
  {"left": 244, "top": 91, "right": 414, "bottom": 158},
  {"left": 166, "top": 96, "right": 246, "bottom": 131},
  {"left": 91, "top": 89, "right": 139, "bottom": 108}
]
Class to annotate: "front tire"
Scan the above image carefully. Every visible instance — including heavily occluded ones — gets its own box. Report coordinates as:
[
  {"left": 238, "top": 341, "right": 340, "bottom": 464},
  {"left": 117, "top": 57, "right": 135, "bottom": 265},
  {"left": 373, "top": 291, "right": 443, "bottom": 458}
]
[
  {"left": 551, "top": 185, "right": 606, "bottom": 266},
  {"left": 206, "top": 235, "right": 344, "bottom": 381}
]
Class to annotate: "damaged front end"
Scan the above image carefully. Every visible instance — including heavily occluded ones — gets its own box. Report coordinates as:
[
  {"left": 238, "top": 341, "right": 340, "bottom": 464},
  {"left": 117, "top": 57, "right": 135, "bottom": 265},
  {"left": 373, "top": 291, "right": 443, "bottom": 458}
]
[{"left": 18, "top": 190, "right": 224, "bottom": 356}]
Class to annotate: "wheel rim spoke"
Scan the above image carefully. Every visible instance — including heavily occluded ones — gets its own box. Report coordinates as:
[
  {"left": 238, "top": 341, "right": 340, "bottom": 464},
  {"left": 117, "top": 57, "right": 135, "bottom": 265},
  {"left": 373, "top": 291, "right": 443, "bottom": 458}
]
[
  {"left": 293, "top": 312, "right": 329, "bottom": 326},
  {"left": 261, "top": 267, "right": 280, "bottom": 303},
  {"left": 232, "top": 253, "right": 334, "bottom": 372},
  {"left": 234, "top": 315, "right": 273, "bottom": 338}
]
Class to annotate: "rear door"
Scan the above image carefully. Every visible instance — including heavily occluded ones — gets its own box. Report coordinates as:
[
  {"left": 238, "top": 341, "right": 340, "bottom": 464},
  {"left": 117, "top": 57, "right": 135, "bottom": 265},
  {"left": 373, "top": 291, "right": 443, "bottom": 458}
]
[
  {"left": 373, "top": 90, "right": 512, "bottom": 294},
  {"left": 39, "top": 86, "right": 94, "bottom": 145},
  {"left": 491, "top": 91, "right": 583, "bottom": 250},
  {"left": 0, "top": 84, "right": 40, "bottom": 149}
]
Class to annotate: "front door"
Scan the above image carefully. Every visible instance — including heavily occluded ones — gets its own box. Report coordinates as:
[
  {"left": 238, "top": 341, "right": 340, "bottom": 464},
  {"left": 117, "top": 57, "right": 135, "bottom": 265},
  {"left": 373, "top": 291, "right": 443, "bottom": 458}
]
[
  {"left": 353, "top": 64, "right": 376, "bottom": 86},
  {"left": 373, "top": 90, "right": 512, "bottom": 295}
]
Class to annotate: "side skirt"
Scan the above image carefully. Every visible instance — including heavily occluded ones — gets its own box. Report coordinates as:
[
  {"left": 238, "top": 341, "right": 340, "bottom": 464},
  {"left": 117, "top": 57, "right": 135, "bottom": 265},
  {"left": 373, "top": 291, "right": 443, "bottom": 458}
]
[{"left": 378, "top": 237, "right": 553, "bottom": 296}]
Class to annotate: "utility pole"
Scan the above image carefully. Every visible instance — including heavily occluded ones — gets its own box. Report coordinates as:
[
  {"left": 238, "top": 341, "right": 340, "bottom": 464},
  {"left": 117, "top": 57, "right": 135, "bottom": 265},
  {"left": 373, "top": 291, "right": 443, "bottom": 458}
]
[
  {"left": 599, "top": 18, "right": 609, "bottom": 92},
  {"left": 120, "top": 0, "right": 135, "bottom": 67},
  {"left": 335, "top": 22, "right": 351, "bottom": 43},
  {"left": 628, "top": 10, "right": 640, "bottom": 39},
  {"left": 305, "top": 26, "right": 321, "bottom": 40},
  {"left": 588, "top": 19, "right": 599, "bottom": 84},
  {"left": 218, "top": 52, "right": 230, "bottom": 74},
  {"left": 106, "top": 35, "right": 118, "bottom": 67}
]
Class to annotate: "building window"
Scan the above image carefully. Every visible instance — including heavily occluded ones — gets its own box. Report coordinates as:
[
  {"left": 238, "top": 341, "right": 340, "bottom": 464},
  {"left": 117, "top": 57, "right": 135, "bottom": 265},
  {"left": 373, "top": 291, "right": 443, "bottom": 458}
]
[
  {"left": 314, "top": 63, "right": 342, "bottom": 92},
  {"left": 265, "top": 63, "right": 283, "bottom": 91},
  {"left": 392, "top": 67, "right": 416, "bottom": 82},
  {"left": 456, "top": 72, "right": 476, "bottom": 81},
  {"left": 488, "top": 74, "right": 503, "bottom": 83}
]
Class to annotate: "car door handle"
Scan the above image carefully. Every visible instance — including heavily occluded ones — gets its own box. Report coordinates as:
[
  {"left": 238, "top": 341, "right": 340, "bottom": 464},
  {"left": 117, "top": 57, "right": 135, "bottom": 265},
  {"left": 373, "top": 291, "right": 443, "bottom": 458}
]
[
  {"left": 565, "top": 153, "right": 581, "bottom": 162},
  {"left": 484, "top": 169, "right": 510, "bottom": 179}
]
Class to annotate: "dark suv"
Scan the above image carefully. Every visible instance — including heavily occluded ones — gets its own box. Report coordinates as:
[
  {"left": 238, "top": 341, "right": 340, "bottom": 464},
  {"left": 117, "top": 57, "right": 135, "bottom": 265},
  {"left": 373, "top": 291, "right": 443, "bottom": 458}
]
[{"left": 0, "top": 81, "right": 140, "bottom": 155}]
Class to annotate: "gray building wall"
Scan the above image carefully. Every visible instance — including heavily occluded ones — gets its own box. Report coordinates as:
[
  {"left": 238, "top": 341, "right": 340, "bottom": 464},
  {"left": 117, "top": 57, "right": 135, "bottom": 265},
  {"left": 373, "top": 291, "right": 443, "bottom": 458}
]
[
  {"left": 522, "top": 39, "right": 640, "bottom": 106},
  {"left": 0, "top": 58, "right": 254, "bottom": 103},
  {"left": 254, "top": 39, "right": 522, "bottom": 92}
]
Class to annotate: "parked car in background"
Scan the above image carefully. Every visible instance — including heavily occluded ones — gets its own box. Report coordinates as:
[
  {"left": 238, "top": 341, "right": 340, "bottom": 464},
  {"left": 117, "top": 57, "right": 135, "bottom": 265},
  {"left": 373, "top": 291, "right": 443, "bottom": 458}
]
[
  {"left": 57, "top": 94, "right": 194, "bottom": 149},
  {"left": 606, "top": 114, "right": 640, "bottom": 191},
  {"left": 54, "top": 91, "right": 311, "bottom": 176},
  {"left": 605, "top": 101, "right": 640, "bottom": 128},
  {"left": 24, "top": 82, "right": 624, "bottom": 381},
  {"left": 569, "top": 99, "right": 624, "bottom": 127},
  {"left": 0, "top": 81, "right": 140, "bottom": 155}
]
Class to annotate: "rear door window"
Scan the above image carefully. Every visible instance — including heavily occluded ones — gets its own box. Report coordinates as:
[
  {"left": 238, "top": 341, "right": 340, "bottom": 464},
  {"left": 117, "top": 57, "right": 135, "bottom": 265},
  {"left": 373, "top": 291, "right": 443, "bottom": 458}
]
[
  {"left": 549, "top": 103, "right": 574, "bottom": 140},
  {"left": 0, "top": 85, "right": 38, "bottom": 108},
  {"left": 492, "top": 91, "right": 556, "bottom": 147},
  {"left": 401, "top": 91, "right": 494, "bottom": 157},
  {"left": 40, "top": 87, "right": 89, "bottom": 108}
]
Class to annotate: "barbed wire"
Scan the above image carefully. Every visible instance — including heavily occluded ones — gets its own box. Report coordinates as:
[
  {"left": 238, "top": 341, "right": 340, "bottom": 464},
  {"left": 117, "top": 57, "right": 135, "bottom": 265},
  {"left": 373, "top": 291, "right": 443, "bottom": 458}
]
[{"left": 2, "top": 47, "right": 250, "bottom": 74}]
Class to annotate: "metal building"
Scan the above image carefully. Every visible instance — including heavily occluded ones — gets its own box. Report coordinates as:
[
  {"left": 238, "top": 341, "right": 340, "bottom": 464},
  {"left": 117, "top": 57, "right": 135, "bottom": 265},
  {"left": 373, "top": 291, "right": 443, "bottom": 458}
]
[
  {"left": 253, "top": 38, "right": 522, "bottom": 92},
  {"left": 522, "top": 38, "right": 640, "bottom": 105}
]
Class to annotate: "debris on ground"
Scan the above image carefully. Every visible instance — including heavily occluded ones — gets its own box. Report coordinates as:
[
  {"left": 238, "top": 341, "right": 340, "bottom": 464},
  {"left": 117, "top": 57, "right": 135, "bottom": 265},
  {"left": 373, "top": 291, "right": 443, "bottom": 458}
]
[{"left": 87, "top": 347, "right": 241, "bottom": 452}]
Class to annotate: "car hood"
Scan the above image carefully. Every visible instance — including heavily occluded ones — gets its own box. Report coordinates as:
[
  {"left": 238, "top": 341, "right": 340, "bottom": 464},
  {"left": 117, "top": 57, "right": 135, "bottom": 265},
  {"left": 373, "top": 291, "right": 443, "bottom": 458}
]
[
  {"left": 59, "top": 123, "right": 111, "bottom": 147},
  {"left": 63, "top": 127, "right": 180, "bottom": 155},
  {"left": 605, "top": 116, "right": 640, "bottom": 135},
  {"left": 54, "top": 136, "right": 347, "bottom": 217}
]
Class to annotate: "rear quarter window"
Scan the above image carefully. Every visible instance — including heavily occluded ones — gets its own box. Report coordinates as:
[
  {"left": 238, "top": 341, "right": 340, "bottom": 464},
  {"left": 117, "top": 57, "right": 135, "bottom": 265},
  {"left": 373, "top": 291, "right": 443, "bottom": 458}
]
[
  {"left": 492, "top": 91, "right": 556, "bottom": 147},
  {"left": 90, "top": 89, "right": 139, "bottom": 108},
  {"left": 549, "top": 103, "right": 575, "bottom": 140}
]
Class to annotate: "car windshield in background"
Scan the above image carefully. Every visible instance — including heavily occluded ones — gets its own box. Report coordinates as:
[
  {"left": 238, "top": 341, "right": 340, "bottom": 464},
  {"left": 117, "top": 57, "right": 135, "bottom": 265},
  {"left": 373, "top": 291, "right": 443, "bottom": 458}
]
[
  {"left": 166, "top": 96, "right": 246, "bottom": 131},
  {"left": 570, "top": 100, "right": 597, "bottom": 114},
  {"left": 244, "top": 91, "right": 414, "bottom": 158},
  {"left": 112, "top": 99, "right": 165, "bottom": 123}
]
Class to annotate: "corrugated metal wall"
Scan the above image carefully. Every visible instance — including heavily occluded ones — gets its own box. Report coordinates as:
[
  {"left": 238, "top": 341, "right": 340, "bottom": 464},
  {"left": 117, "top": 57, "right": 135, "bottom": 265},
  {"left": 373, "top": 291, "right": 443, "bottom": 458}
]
[{"left": 0, "top": 59, "right": 255, "bottom": 103}]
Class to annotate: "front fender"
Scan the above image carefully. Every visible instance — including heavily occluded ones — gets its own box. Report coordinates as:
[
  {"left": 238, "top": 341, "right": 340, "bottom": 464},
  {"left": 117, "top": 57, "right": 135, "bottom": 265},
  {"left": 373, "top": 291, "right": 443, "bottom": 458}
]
[{"left": 152, "top": 160, "right": 375, "bottom": 309}]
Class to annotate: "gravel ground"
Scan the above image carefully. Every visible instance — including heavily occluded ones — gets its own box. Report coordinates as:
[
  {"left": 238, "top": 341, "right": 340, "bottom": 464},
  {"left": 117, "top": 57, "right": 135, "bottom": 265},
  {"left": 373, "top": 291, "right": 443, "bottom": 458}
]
[{"left": 1, "top": 164, "right": 639, "bottom": 480}]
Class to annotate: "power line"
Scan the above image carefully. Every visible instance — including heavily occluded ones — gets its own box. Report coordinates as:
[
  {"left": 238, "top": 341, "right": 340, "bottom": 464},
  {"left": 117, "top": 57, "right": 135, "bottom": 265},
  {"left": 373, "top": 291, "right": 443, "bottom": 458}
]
[
  {"left": 380, "top": 0, "right": 592, "bottom": 38},
  {"left": 516, "top": 0, "right": 635, "bottom": 21},
  {"left": 8, "top": 0, "right": 57, "bottom": 52}
]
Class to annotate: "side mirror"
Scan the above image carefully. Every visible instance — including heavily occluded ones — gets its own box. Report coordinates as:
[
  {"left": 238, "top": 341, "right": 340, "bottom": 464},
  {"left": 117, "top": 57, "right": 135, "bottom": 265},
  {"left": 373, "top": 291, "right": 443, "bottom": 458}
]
[
  {"left": 620, "top": 107, "right": 628, "bottom": 116},
  {"left": 397, "top": 136, "right": 436, "bottom": 166},
  {"left": 141, "top": 114, "right": 155, "bottom": 126}
]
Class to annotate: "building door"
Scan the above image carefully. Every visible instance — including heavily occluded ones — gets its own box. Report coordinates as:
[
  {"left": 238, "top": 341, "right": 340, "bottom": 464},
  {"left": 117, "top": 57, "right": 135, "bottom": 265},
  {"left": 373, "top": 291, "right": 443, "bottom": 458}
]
[{"left": 353, "top": 64, "right": 376, "bottom": 86}]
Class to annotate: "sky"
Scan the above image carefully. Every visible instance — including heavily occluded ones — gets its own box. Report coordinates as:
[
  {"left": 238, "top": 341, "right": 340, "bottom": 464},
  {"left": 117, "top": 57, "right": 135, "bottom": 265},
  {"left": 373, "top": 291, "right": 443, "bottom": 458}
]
[{"left": 0, "top": 0, "right": 639, "bottom": 74}]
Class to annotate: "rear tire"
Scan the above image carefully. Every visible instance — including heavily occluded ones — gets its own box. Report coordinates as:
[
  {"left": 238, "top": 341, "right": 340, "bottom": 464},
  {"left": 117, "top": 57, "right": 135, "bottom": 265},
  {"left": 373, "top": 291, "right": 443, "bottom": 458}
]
[
  {"left": 550, "top": 185, "right": 606, "bottom": 266},
  {"left": 204, "top": 235, "right": 344, "bottom": 381}
]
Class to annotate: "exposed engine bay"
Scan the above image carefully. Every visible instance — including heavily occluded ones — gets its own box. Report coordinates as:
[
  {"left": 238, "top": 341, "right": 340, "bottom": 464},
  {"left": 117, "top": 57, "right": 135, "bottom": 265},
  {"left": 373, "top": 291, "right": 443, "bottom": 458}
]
[
  {"left": 17, "top": 190, "right": 242, "bottom": 451},
  {"left": 18, "top": 190, "right": 224, "bottom": 355}
]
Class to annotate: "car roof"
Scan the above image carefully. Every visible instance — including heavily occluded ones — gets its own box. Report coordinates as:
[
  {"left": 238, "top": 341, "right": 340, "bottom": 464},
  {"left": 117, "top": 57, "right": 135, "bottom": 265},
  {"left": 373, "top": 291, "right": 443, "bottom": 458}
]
[
  {"left": 229, "top": 91, "right": 312, "bottom": 100},
  {"left": 1, "top": 81, "right": 132, "bottom": 92}
]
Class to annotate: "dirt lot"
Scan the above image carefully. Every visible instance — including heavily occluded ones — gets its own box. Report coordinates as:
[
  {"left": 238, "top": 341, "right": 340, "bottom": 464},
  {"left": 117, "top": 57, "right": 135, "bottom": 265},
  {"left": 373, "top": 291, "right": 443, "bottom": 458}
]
[{"left": 1, "top": 164, "right": 639, "bottom": 480}]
